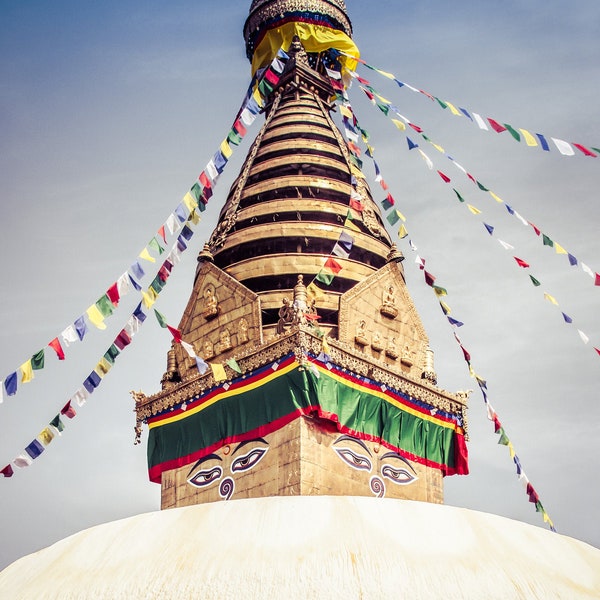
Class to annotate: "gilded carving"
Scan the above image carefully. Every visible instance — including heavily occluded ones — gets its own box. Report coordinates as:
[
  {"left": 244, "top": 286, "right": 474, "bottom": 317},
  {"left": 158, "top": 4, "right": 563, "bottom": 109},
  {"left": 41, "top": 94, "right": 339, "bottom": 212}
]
[
  {"left": 380, "top": 284, "right": 399, "bottom": 318},
  {"left": 354, "top": 319, "right": 368, "bottom": 346},
  {"left": 385, "top": 336, "right": 398, "bottom": 360},
  {"left": 217, "top": 329, "right": 233, "bottom": 354},
  {"left": 239, "top": 318, "right": 250, "bottom": 343},
  {"left": 371, "top": 330, "right": 383, "bottom": 352},
  {"left": 202, "top": 286, "right": 219, "bottom": 319}
]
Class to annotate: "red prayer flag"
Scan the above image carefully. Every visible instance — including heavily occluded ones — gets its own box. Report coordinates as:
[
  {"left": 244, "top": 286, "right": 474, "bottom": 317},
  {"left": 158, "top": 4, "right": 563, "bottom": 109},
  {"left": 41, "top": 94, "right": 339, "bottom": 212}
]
[
  {"left": 114, "top": 329, "right": 132, "bottom": 350},
  {"left": 408, "top": 123, "right": 423, "bottom": 133},
  {"left": 349, "top": 198, "right": 363, "bottom": 212},
  {"left": 106, "top": 282, "right": 120, "bottom": 307},
  {"left": 594, "top": 347, "right": 600, "bottom": 356},
  {"left": 379, "top": 179, "right": 389, "bottom": 191},
  {"left": 48, "top": 337, "right": 65, "bottom": 361},
  {"left": 1, "top": 464, "right": 13, "bottom": 478},
  {"left": 158, "top": 225, "right": 167, "bottom": 244},
  {"left": 572, "top": 143, "right": 597, "bottom": 157},
  {"left": 233, "top": 119, "right": 247, "bottom": 138},
  {"left": 514, "top": 257, "right": 530, "bottom": 268},
  {"left": 347, "top": 141, "right": 361, "bottom": 155},
  {"left": 199, "top": 172, "right": 212, "bottom": 189},
  {"left": 356, "top": 75, "right": 369, "bottom": 85},
  {"left": 324, "top": 257, "right": 343, "bottom": 275},
  {"left": 167, "top": 325, "right": 182, "bottom": 343},
  {"left": 529, "top": 222, "right": 541, "bottom": 236},
  {"left": 461, "top": 345, "right": 471, "bottom": 362},
  {"left": 488, "top": 118, "right": 507, "bottom": 133},
  {"left": 60, "top": 401, "right": 77, "bottom": 419},
  {"left": 467, "top": 173, "right": 476, "bottom": 184},
  {"left": 526, "top": 483, "right": 540, "bottom": 504},
  {"left": 493, "top": 415, "right": 502, "bottom": 433},
  {"left": 437, "top": 170, "right": 451, "bottom": 183},
  {"left": 595, "top": 273, "right": 600, "bottom": 286},
  {"left": 424, "top": 271, "right": 436, "bottom": 286}
]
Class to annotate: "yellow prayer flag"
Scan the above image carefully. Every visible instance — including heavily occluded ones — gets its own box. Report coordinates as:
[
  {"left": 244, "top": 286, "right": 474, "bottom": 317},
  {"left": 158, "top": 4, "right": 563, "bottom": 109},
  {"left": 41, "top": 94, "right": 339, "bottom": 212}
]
[
  {"left": 554, "top": 242, "right": 567, "bottom": 255},
  {"left": 396, "top": 210, "right": 406, "bottom": 222},
  {"left": 391, "top": 119, "right": 406, "bottom": 131},
  {"left": 508, "top": 441, "right": 516, "bottom": 459},
  {"left": 189, "top": 209, "right": 201, "bottom": 225},
  {"left": 39, "top": 427, "right": 55, "bottom": 446},
  {"left": 220, "top": 139, "right": 233, "bottom": 159},
  {"left": 86, "top": 305, "right": 107, "bottom": 330},
  {"left": 182, "top": 191, "right": 198, "bottom": 212},
  {"left": 344, "top": 217, "right": 360, "bottom": 232},
  {"left": 467, "top": 204, "right": 482, "bottom": 215},
  {"left": 307, "top": 282, "right": 325, "bottom": 301},
  {"left": 440, "top": 301, "right": 451, "bottom": 315},
  {"left": 20, "top": 360, "right": 33, "bottom": 383},
  {"left": 489, "top": 191, "right": 503, "bottom": 203},
  {"left": 544, "top": 292, "right": 559, "bottom": 306},
  {"left": 141, "top": 289, "right": 157, "bottom": 309},
  {"left": 139, "top": 247, "right": 156, "bottom": 263},
  {"left": 211, "top": 362, "right": 227, "bottom": 382},
  {"left": 431, "top": 143, "right": 445, "bottom": 153},
  {"left": 375, "top": 93, "right": 391, "bottom": 105},
  {"left": 469, "top": 365, "right": 476, "bottom": 378},
  {"left": 445, "top": 101, "right": 462, "bottom": 116},
  {"left": 376, "top": 68, "right": 395, "bottom": 80},
  {"left": 252, "top": 87, "right": 263, "bottom": 106},
  {"left": 322, "top": 338, "right": 331, "bottom": 354},
  {"left": 339, "top": 105, "right": 353, "bottom": 119},
  {"left": 95, "top": 357, "right": 112, "bottom": 377},
  {"left": 398, "top": 224, "right": 408, "bottom": 239},
  {"left": 519, "top": 128, "right": 538, "bottom": 147},
  {"left": 350, "top": 164, "right": 366, "bottom": 179}
]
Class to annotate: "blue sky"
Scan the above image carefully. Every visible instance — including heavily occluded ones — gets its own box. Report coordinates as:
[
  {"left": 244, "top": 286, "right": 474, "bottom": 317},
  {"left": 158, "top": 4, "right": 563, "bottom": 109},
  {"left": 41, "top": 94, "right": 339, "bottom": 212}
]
[{"left": 1, "top": 0, "right": 599, "bottom": 568}]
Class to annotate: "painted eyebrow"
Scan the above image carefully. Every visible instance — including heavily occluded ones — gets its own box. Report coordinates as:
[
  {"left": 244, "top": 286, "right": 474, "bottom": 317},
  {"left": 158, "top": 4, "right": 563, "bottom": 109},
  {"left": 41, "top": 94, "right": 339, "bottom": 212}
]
[
  {"left": 231, "top": 437, "right": 268, "bottom": 456},
  {"left": 332, "top": 435, "right": 372, "bottom": 457},
  {"left": 187, "top": 453, "right": 222, "bottom": 477},
  {"left": 380, "top": 452, "right": 417, "bottom": 474}
]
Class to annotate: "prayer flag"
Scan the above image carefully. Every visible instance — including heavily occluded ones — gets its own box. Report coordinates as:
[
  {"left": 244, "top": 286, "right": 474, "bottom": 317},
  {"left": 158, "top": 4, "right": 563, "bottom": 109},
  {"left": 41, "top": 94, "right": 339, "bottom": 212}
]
[
  {"left": 14, "top": 455, "right": 33, "bottom": 468},
  {"left": 154, "top": 309, "right": 168, "bottom": 328},
  {"left": 39, "top": 427, "right": 55, "bottom": 446},
  {"left": 391, "top": 119, "right": 406, "bottom": 130},
  {"left": 578, "top": 330, "right": 589, "bottom": 344},
  {"left": 105, "top": 344, "right": 120, "bottom": 363},
  {"left": 504, "top": 124, "right": 521, "bottom": 141},
  {"left": 542, "top": 234, "right": 553, "bottom": 247},
  {"left": 96, "top": 294, "right": 114, "bottom": 318},
  {"left": 167, "top": 326, "right": 182, "bottom": 343},
  {"left": 386, "top": 210, "right": 403, "bottom": 225},
  {"left": 484, "top": 223, "right": 494, "bottom": 235},
  {"left": 95, "top": 357, "right": 112, "bottom": 376},
  {"left": 25, "top": 439, "right": 44, "bottom": 459},
  {"left": 572, "top": 143, "right": 597, "bottom": 157},
  {"left": 165, "top": 214, "right": 180, "bottom": 235},
  {"left": 86, "top": 305, "right": 107, "bottom": 330},
  {"left": 220, "top": 139, "right": 233, "bottom": 159},
  {"left": 195, "top": 356, "right": 209, "bottom": 375},
  {"left": 61, "top": 325, "right": 78, "bottom": 347},
  {"left": 424, "top": 271, "right": 435, "bottom": 286},
  {"left": 114, "top": 329, "right": 132, "bottom": 350},
  {"left": 489, "top": 191, "right": 503, "bottom": 203},
  {"left": 307, "top": 282, "right": 325, "bottom": 301},
  {"left": 581, "top": 263, "right": 594, "bottom": 278},
  {"left": 498, "top": 239, "right": 514, "bottom": 251},
  {"left": 562, "top": 312, "right": 573, "bottom": 324},
  {"left": 226, "top": 358, "right": 242, "bottom": 374},
  {"left": 551, "top": 138, "right": 575, "bottom": 156},
  {"left": 31, "top": 349, "right": 45, "bottom": 371},
  {"left": 324, "top": 257, "right": 342, "bottom": 275},
  {"left": 529, "top": 275, "right": 541, "bottom": 287},
  {"left": 20, "top": 360, "right": 33, "bottom": 383},
  {"left": 131, "top": 261, "right": 145, "bottom": 280},
  {"left": 139, "top": 247, "right": 156, "bottom": 263},
  {"left": 437, "top": 171, "right": 451, "bottom": 183},
  {"left": 51, "top": 414, "right": 66, "bottom": 430},
  {"left": 418, "top": 150, "right": 433, "bottom": 169},
  {"left": 129, "top": 274, "right": 142, "bottom": 291},
  {"left": 175, "top": 203, "right": 188, "bottom": 223},
  {"left": 83, "top": 371, "right": 102, "bottom": 393},
  {"left": 381, "top": 193, "right": 395, "bottom": 210},
  {"left": 453, "top": 189, "right": 465, "bottom": 203},
  {"left": 519, "top": 129, "right": 538, "bottom": 146},
  {"left": 529, "top": 223, "right": 541, "bottom": 236},
  {"left": 1, "top": 464, "right": 14, "bottom": 478},
  {"left": 488, "top": 118, "right": 506, "bottom": 133},
  {"left": 316, "top": 271, "right": 334, "bottom": 285},
  {"left": 472, "top": 113, "right": 488, "bottom": 130},
  {"left": 433, "top": 286, "right": 447, "bottom": 297},
  {"left": 406, "top": 137, "right": 418, "bottom": 150},
  {"left": 106, "top": 282, "right": 120, "bottom": 306},
  {"left": 544, "top": 293, "right": 558, "bottom": 306},
  {"left": 181, "top": 341, "right": 196, "bottom": 359},
  {"left": 448, "top": 317, "right": 463, "bottom": 327},
  {"left": 595, "top": 273, "right": 600, "bottom": 287},
  {"left": 467, "top": 205, "right": 481, "bottom": 215},
  {"left": 5, "top": 372, "right": 17, "bottom": 396},
  {"left": 72, "top": 388, "right": 89, "bottom": 407},
  {"left": 536, "top": 134, "right": 550, "bottom": 151},
  {"left": 398, "top": 224, "right": 408, "bottom": 239},
  {"left": 157, "top": 225, "right": 167, "bottom": 244},
  {"left": 514, "top": 257, "right": 529, "bottom": 268},
  {"left": 211, "top": 363, "right": 227, "bottom": 382},
  {"left": 459, "top": 107, "right": 472, "bottom": 120}
]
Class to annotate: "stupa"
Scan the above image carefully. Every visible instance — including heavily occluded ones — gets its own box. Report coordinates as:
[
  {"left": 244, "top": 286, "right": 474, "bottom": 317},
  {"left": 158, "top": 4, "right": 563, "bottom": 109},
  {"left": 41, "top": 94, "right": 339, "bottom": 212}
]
[{"left": 1, "top": 1, "right": 598, "bottom": 598}]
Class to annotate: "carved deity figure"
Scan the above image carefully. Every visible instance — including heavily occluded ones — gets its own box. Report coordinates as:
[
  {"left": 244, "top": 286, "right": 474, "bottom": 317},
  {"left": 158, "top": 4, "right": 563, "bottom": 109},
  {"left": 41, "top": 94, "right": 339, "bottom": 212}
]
[
  {"left": 354, "top": 319, "right": 368, "bottom": 346},
  {"left": 203, "top": 340, "right": 215, "bottom": 360},
  {"left": 218, "top": 329, "right": 232, "bottom": 354},
  {"left": 203, "top": 286, "right": 219, "bottom": 319},
  {"left": 371, "top": 330, "right": 383, "bottom": 352},
  {"left": 385, "top": 336, "right": 398, "bottom": 360},
  {"left": 380, "top": 285, "right": 399, "bottom": 318},
  {"left": 239, "top": 318, "right": 249, "bottom": 343}
]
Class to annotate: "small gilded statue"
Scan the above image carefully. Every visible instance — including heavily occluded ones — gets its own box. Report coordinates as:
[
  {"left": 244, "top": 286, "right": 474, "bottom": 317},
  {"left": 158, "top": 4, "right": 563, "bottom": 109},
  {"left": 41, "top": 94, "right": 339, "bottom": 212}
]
[
  {"left": 380, "top": 285, "right": 399, "bottom": 318},
  {"left": 217, "top": 328, "right": 232, "bottom": 353},
  {"left": 385, "top": 336, "right": 399, "bottom": 360},
  {"left": 239, "top": 318, "right": 249, "bottom": 343},
  {"left": 354, "top": 320, "right": 368, "bottom": 347},
  {"left": 203, "top": 286, "right": 219, "bottom": 319},
  {"left": 371, "top": 330, "right": 383, "bottom": 352}
]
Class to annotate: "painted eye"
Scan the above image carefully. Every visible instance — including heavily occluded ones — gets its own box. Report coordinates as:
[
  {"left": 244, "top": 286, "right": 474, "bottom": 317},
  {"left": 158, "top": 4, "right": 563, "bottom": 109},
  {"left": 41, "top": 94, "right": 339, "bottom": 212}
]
[
  {"left": 187, "top": 465, "right": 223, "bottom": 488},
  {"left": 334, "top": 448, "right": 372, "bottom": 471},
  {"left": 231, "top": 447, "right": 268, "bottom": 473},
  {"left": 381, "top": 464, "right": 417, "bottom": 485}
]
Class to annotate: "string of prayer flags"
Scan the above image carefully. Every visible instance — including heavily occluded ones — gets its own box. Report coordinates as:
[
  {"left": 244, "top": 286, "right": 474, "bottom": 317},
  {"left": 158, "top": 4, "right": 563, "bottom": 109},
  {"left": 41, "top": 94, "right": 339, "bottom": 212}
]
[{"left": 346, "top": 53, "right": 598, "bottom": 159}]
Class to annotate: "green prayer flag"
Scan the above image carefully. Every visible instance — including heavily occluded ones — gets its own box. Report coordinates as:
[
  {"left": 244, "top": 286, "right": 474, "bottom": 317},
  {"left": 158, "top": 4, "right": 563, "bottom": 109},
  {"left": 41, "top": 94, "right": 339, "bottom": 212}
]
[
  {"left": 227, "top": 130, "right": 243, "bottom": 147},
  {"left": 504, "top": 124, "right": 521, "bottom": 141},
  {"left": 148, "top": 237, "right": 165, "bottom": 255},
  {"left": 105, "top": 344, "right": 120, "bottom": 363},
  {"left": 151, "top": 276, "right": 165, "bottom": 294},
  {"left": 154, "top": 309, "right": 168, "bottom": 328},
  {"left": 190, "top": 182, "right": 202, "bottom": 201},
  {"left": 316, "top": 271, "right": 334, "bottom": 285},
  {"left": 96, "top": 294, "right": 114, "bottom": 318},
  {"left": 381, "top": 197, "right": 394, "bottom": 211},
  {"left": 433, "top": 286, "right": 447, "bottom": 297},
  {"left": 453, "top": 188, "right": 465, "bottom": 203},
  {"left": 377, "top": 103, "right": 389, "bottom": 115},
  {"left": 476, "top": 181, "right": 489, "bottom": 191},
  {"left": 386, "top": 210, "right": 401, "bottom": 225},
  {"left": 529, "top": 275, "right": 541, "bottom": 287},
  {"left": 435, "top": 98, "right": 448, "bottom": 109},
  {"left": 50, "top": 415, "right": 65, "bottom": 432},
  {"left": 542, "top": 234, "right": 554, "bottom": 247},
  {"left": 31, "top": 349, "right": 45, "bottom": 371},
  {"left": 497, "top": 428, "right": 510, "bottom": 446},
  {"left": 226, "top": 358, "right": 242, "bottom": 374},
  {"left": 348, "top": 154, "right": 362, "bottom": 169}
]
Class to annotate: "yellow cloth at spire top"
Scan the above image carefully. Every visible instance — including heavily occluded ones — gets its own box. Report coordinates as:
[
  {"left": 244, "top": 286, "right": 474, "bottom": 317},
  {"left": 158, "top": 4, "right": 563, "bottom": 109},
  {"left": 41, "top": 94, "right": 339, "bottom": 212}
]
[{"left": 251, "top": 22, "right": 359, "bottom": 76}]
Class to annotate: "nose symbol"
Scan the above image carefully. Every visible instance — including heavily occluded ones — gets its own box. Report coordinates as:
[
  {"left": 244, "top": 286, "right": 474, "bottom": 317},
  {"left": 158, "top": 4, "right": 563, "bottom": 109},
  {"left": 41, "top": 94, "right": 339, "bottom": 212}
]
[
  {"left": 219, "top": 476, "right": 235, "bottom": 501},
  {"left": 369, "top": 476, "right": 386, "bottom": 498}
]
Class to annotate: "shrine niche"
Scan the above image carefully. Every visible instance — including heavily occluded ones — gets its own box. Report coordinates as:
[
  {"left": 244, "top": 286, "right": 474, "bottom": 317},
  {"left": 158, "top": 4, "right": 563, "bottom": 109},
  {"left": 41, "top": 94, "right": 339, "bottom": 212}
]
[
  {"left": 338, "top": 262, "right": 430, "bottom": 378},
  {"left": 163, "top": 260, "right": 263, "bottom": 381}
]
